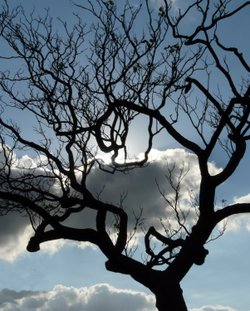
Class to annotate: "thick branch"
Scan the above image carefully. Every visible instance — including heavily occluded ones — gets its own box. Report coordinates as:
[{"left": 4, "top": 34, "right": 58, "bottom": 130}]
[
  {"left": 214, "top": 203, "right": 250, "bottom": 224},
  {"left": 27, "top": 227, "right": 99, "bottom": 252},
  {"left": 145, "top": 226, "right": 185, "bottom": 267},
  {"left": 212, "top": 137, "right": 246, "bottom": 186}
]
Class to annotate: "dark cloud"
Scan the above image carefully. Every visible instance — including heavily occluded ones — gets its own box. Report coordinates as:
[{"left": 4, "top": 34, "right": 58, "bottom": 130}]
[
  {"left": 86, "top": 148, "right": 206, "bottom": 230},
  {"left": 0, "top": 288, "right": 41, "bottom": 305},
  {"left": 0, "top": 214, "right": 32, "bottom": 261}
]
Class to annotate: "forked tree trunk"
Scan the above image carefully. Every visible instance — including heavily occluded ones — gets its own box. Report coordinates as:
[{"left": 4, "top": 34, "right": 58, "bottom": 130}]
[{"left": 154, "top": 283, "right": 188, "bottom": 311}]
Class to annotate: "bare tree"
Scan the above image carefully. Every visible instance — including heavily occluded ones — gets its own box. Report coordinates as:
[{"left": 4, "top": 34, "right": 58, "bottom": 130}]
[{"left": 0, "top": 1, "right": 250, "bottom": 310}]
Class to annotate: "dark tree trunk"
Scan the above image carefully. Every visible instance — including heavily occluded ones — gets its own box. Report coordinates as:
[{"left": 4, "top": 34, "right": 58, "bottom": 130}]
[
  {"left": 154, "top": 283, "right": 188, "bottom": 311},
  {"left": 105, "top": 254, "right": 189, "bottom": 311}
]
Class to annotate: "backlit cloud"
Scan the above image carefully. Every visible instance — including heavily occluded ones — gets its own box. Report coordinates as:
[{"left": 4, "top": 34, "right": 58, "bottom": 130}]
[
  {"left": 87, "top": 148, "right": 220, "bottom": 230},
  {"left": 0, "top": 147, "right": 222, "bottom": 261}
]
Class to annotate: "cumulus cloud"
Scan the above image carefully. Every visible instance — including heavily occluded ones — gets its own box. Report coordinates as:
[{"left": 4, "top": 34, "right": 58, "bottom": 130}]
[
  {"left": 0, "top": 147, "right": 223, "bottom": 261},
  {"left": 0, "top": 215, "right": 32, "bottom": 262},
  {"left": 0, "top": 284, "right": 240, "bottom": 311},
  {"left": 0, "top": 284, "right": 156, "bottom": 311},
  {"left": 234, "top": 193, "right": 250, "bottom": 204},
  {"left": 87, "top": 148, "right": 220, "bottom": 231}
]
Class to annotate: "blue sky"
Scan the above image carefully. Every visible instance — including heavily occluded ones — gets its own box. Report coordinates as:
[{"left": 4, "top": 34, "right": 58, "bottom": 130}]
[{"left": 0, "top": 1, "right": 250, "bottom": 311}]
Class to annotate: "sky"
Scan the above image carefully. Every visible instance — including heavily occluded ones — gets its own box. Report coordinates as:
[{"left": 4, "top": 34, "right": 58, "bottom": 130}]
[{"left": 0, "top": 0, "right": 250, "bottom": 311}]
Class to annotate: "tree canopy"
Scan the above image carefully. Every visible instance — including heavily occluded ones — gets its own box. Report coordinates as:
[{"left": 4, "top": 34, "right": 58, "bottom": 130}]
[{"left": 0, "top": 1, "right": 250, "bottom": 310}]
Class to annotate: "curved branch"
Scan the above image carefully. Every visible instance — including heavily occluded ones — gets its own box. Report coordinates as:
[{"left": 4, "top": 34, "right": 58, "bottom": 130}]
[
  {"left": 212, "top": 137, "right": 246, "bottom": 186},
  {"left": 145, "top": 226, "right": 185, "bottom": 267},
  {"left": 214, "top": 203, "right": 250, "bottom": 224},
  {"left": 27, "top": 226, "right": 99, "bottom": 252},
  {"left": 86, "top": 190, "right": 128, "bottom": 253},
  {"left": 214, "top": 35, "right": 250, "bottom": 72},
  {"left": 114, "top": 100, "right": 203, "bottom": 156}
]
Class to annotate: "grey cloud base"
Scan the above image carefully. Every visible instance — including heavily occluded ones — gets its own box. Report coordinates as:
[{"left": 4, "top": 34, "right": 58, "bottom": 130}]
[
  {"left": 0, "top": 284, "right": 237, "bottom": 311},
  {"left": 0, "top": 284, "right": 155, "bottom": 311},
  {"left": 0, "top": 148, "right": 222, "bottom": 260}
]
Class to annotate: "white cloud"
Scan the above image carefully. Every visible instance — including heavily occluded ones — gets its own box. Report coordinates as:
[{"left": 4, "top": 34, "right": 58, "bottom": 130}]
[
  {"left": 0, "top": 284, "right": 156, "bottom": 311},
  {"left": 39, "top": 238, "right": 67, "bottom": 255},
  {"left": 0, "top": 284, "right": 241, "bottom": 311},
  {"left": 219, "top": 194, "right": 250, "bottom": 232},
  {"left": 234, "top": 193, "right": 250, "bottom": 204},
  {"left": 15, "top": 154, "right": 36, "bottom": 169}
]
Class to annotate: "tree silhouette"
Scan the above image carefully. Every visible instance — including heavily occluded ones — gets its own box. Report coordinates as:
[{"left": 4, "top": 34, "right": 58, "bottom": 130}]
[{"left": 0, "top": 1, "right": 250, "bottom": 310}]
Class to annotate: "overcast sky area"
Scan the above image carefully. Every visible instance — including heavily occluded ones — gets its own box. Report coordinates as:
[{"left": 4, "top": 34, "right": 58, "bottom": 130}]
[{"left": 0, "top": 0, "right": 250, "bottom": 311}]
